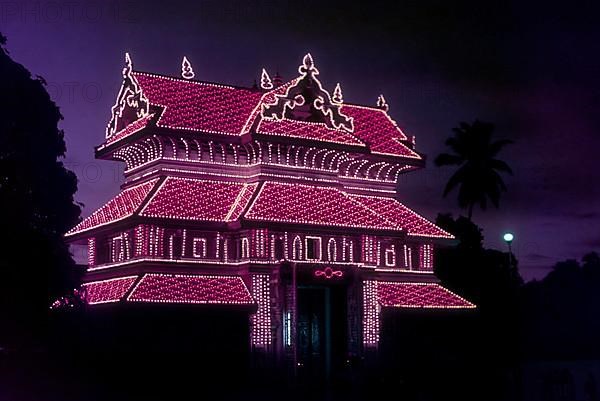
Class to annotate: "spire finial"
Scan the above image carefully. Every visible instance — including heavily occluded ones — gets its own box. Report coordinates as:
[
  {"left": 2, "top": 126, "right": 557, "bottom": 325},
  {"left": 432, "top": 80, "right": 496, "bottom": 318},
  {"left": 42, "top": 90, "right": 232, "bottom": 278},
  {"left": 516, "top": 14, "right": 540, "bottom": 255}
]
[
  {"left": 377, "top": 94, "right": 389, "bottom": 111},
  {"left": 260, "top": 68, "right": 273, "bottom": 90},
  {"left": 123, "top": 52, "right": 132, "bottom": 77},
  {"left": 304, "top": 53, "right": 313, "bottom": 68},
  {"left": 181, "top": 56, "right": 195, "bottom": 80},
  {"left": 333, "top": 83, "right": 343, "bottom": 104},
  {"left": 299, "top": 53, "right": 319, "bottom": 75}
]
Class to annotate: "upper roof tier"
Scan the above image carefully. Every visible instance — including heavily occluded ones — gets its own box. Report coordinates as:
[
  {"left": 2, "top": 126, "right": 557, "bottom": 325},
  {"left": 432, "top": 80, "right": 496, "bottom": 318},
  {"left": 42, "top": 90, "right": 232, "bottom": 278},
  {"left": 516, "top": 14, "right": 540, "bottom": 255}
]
[{"left": 100, "top": 53, "right": 422, "bottom": 162}]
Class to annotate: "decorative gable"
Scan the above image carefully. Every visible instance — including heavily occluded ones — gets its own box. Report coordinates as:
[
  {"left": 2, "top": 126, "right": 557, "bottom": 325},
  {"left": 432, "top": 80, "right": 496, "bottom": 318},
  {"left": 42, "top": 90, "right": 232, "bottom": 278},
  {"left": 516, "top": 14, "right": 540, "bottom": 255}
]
[
  {"left": 106, "top": 53, "right": 150, "bottom": 139},
  {"left": 260, "top": 54, "right": 354, "bottom": 132}
]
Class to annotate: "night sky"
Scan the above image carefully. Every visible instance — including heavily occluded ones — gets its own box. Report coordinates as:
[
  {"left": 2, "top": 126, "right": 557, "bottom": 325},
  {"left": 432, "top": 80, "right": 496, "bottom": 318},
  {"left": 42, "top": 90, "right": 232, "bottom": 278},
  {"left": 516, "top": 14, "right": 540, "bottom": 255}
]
[{"left": 3, "top": 0, "right": 599, "bottom": 280}]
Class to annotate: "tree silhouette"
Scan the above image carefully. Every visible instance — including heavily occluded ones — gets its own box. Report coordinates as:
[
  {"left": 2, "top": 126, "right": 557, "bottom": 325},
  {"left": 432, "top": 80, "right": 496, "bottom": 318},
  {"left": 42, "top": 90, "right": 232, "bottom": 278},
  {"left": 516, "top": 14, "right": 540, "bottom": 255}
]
[
  {"left": 0, "top": 33, "right": 81, "bottom": 348},
  {"left": 435, "top": 120, "right": 513, "bottom": 220},
  {"left": 521, "top": 252, "right": 600, "bottom": 359},
  {"left": 434, "top": 213, "right": 523, "bottom": 401}
]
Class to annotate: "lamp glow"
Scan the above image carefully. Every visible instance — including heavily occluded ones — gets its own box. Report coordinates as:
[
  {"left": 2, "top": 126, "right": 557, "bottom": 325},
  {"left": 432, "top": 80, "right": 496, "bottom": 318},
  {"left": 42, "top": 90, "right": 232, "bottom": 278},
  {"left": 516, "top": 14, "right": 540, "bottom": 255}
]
[{"left": 503, "top": 232, "right": 514, "bottom": 243}]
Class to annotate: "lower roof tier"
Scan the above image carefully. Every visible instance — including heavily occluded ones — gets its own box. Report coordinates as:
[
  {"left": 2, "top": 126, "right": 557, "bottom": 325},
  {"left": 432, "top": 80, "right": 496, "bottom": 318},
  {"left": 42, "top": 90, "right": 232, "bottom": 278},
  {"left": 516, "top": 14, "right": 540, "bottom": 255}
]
[
  {"left": 77, "top": 274, "right": 473, "bottom": 309},
  {"left": 66, "top": 177, "right": 452, "bottom": 239},
  {"left": 374, "top": 281, "right": 475, "bottom": 309},
  {"left": 82, "top": 274, "right": 254, "bottom": 305}
]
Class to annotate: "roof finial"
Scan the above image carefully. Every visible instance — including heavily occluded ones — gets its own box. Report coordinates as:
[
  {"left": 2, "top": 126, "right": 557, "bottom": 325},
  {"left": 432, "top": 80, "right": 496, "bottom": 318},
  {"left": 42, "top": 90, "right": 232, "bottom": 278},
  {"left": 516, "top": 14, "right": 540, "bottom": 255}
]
[
  {"left": 377, "top": 94, "right": 389, "bottom": 111},
  {"left": 332, "top": 83, "right": 343, "bottom": 104},
  {"left": 181, "top": 56, "right": 195, "bottom": 80},
  {"left": 123, "top": 52, "right": 132, "bottom": 77},
  {"left": 299, "top": 53, "right": 319, "bottom": 75},
  {"left": 304, "top": 53, "right": 314, "bottom": 68},
  {"left": 260, "top": 68, "right": 273, "bottom": 90}
]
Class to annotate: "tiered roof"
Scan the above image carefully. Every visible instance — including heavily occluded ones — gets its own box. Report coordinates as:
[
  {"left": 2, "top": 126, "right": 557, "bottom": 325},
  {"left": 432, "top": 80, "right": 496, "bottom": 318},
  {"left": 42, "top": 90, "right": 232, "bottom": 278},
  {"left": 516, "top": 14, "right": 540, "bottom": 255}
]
[
  {"left": 100, "top": 53, "right": 421, "bottom": 160},
  {"left": 68, "top": 53, "right": 452, "bottom": 240},
  {"left": 67, "top": 179, "right": 451, "bottom": 239}
]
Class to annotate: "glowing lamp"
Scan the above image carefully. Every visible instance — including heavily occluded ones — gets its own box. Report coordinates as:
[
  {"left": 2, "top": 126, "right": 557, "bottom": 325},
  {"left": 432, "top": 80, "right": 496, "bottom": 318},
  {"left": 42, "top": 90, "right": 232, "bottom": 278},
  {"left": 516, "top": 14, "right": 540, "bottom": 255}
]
[{"left": 503, "top": 232, "right": 514, "bottom": 243}]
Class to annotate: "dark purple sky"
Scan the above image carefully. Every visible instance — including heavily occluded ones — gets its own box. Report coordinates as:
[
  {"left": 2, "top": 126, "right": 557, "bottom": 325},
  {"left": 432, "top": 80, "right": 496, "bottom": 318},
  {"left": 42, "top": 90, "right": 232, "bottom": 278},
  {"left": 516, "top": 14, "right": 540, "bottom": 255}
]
[{"left": 3, "top": 0, "right": 599, "bottom": 280}]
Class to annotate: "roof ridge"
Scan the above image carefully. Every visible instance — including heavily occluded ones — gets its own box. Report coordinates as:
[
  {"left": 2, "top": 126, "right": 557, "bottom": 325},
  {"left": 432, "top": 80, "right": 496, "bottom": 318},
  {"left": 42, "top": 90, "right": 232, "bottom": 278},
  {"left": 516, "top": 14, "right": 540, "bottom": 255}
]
[
  {"left": 135, "top": 176, "right": 168, "bottom": 217},
  {"left": 132, "top": 70, "right": 256, "bottom": 91},
  {"left": 241, "top": 181, "right": 266, "bottom": 218},
  {"left": 347, "top": 192, "right": 453, "bottom": 239},
  {"left": 342, "top": 191, "right": 402, "bottom": 230},
  {"left": 240, "top": 78, "right": 299, "bottom": 135},
  {"left": 65, "top": 178, "right": 160, "bottom": 237},
  {"left": 225, "top": 182, "right": 259, "bottom": 222},
  {"left": 122, "top": 274, "right": 144, "bottom": 303}
]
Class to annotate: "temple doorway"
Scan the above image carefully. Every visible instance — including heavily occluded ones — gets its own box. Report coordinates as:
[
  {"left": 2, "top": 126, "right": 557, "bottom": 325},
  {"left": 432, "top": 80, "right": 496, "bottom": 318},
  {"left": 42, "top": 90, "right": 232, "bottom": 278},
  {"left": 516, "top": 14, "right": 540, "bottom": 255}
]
[{"left": 296, "top": 284, "right": 347, "bottom": 381}]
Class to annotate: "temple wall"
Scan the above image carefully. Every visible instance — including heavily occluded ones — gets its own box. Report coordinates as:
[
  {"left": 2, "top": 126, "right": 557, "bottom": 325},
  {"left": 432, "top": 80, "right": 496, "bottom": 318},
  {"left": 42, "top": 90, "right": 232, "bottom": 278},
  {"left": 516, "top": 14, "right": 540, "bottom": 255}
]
[{"left": 87, "top": 225, "right": 435, "bottom": 273}]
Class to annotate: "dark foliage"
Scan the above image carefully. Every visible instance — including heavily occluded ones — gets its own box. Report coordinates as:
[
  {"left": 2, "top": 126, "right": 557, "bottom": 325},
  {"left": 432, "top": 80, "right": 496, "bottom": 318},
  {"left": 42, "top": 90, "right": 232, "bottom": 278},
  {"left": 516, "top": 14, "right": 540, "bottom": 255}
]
[
  {"left": 435, "top": 213, "right": 523, "bottom": 307},
  {"left": 2, "top": 305, "right": 253, "bottom": 401},
  {"left": 435, "top": 120, "right": 513, "bottom": 220},
  {"left": 356, "top": 214, "right": 526, "bottom": 401},
  {"left": 432, "top": 213, "right": 523, "bottom": 400},
  {"left": 0, "top": 34, "right": 81, "bottom": 348},
  {"left": 521, "top": 252, "right": 600, "bottom": 360}
]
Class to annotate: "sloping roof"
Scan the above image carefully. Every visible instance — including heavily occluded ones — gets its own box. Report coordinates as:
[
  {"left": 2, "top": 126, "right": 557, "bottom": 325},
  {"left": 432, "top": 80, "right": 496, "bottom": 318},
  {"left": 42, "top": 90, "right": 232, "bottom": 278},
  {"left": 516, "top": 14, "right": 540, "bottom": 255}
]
[
  {"left": 80, "top": 274, "right": 254, "bottom": 306},
  {"left": 127, "top": 274, "right": 254, "bottom": 305},
  {"left": 83, "top": 276, "right": 138, "bottom": 304},
  {"left": 66, "top": 179, "right": 450, "bottom": 239},
  {"left": 243, "top": 182, "right": 450, "bottom": 237},
  {"left": 341, "top": 105, "right": 421, "bottom": 158},
  {"left": 66, "top": 179, "right": 159, "bottom": 237},
  {"left": 139, "top": 178, "right": 257, "bottom": 222},
  {"left": 256, "top": 118, "right": 366, "bottom": 146},
  {"left": 66, "top": 178, "right": 256, "bottom": 237},
  {"left": 376, "top": 282, "right": 475, "bottom": 309},
  {"left": 105, "top": 113, "right": 154, "bottom": 145},
  {"left": 132, "top": 72, "right": 264, "bottom": 135},
  {"left": 347, "top": 194, "right": 453, "bottom": 239},
  {"left": 244, "top": 181, "right": 399, "bottom": 231},
  {"left": 108, "top": 72, "right": 421, "bottom": 158}
]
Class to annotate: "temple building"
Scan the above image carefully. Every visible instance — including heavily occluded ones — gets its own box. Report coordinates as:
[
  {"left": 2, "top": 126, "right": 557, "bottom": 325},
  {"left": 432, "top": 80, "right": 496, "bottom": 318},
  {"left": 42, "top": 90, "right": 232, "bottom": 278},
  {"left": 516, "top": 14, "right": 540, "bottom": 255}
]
[{"left": 64, "top": 53, "right": 474, "bottom": 373}]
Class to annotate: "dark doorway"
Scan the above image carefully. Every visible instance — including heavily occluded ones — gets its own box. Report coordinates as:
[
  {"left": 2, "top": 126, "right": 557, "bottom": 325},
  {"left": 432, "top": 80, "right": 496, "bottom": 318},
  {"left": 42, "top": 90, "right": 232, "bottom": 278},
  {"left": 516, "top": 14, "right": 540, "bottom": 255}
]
[{"left": 297, "top": 285, "right": 347, "bottom": 382}]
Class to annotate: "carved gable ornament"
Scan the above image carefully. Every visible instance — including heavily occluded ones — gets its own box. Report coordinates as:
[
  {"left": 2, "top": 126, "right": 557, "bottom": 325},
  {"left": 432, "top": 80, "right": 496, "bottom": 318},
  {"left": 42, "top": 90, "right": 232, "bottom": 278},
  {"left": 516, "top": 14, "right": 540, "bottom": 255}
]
[
  {"left": 261, "top": 54, "right": 354, "bottom": 132},
  {"left": 106, "top": 53, "right": 150, "bottom": 139}
]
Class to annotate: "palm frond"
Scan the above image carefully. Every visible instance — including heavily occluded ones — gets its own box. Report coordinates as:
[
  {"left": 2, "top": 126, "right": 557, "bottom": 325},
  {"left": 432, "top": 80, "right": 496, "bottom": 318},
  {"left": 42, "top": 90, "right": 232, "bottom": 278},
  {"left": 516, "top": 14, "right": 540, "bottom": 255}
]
[
  {"left": 489, "top": 139, "right": 513, "bottom": 157},
  {"left": 443, "top": 166, "right": 468, "bottom": 197},
  {"left": 489, "top": 159, "right": 513, "bottom": 175},
  {"left": 485, "top": 178, "right": 502, "bottom": 208},
  {"left": 436, "top": 119, "right": 513, "bottom": 219},
  {"left": 491, "top": 170, "right": 508, "bottom": 192}
]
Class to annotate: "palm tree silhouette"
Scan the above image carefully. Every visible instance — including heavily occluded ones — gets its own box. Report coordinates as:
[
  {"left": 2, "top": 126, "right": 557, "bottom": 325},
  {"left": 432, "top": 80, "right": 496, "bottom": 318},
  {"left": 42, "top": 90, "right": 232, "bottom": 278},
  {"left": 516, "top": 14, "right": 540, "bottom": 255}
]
[{"left": 435, "top": 120, "right": 513, "bottom": 221}]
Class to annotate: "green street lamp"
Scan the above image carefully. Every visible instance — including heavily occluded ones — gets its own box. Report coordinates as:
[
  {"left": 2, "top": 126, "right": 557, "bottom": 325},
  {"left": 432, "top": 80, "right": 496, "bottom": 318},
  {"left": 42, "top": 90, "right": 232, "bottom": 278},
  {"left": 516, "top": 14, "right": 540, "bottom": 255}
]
[{"left": 503, "top": 232, "right": 514, "bottom": 267}]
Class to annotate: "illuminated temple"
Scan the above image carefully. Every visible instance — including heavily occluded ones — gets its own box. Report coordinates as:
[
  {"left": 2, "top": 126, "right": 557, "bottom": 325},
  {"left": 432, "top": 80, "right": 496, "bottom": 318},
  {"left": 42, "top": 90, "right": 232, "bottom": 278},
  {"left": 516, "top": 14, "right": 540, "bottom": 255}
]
[{"left": 65, "top": 53, "right": 474, "bottom": 370}]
